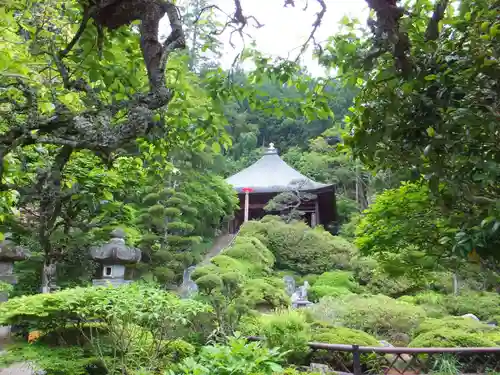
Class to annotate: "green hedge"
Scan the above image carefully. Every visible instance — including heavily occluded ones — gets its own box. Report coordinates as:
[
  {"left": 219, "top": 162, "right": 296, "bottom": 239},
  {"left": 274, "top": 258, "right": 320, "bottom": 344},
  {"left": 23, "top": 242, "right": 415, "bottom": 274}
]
[
  {"left": 309, "top": 294, "right": 426, "bottom": 338},
  {"left": 240, "top": 217, "right": 357, "bottom": 275},
  {"left": 312, "top": 326, "right": 380, "bottom": 346},
  {"left": 414, "top": 316, "right": 499, "bottom": 337},
  {"left": 409, "top": 329, "right": 497, "bottom": 348}
]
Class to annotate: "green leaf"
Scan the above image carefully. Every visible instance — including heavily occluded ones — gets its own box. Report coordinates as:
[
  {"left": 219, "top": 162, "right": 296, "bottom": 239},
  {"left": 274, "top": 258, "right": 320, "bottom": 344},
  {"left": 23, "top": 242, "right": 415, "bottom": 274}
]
[
  {"left": 103, "top": 191, "right": 113, "bottom": 200},
  {"left": 89, "top": 69, "right": 100, "bottom": 82},
  {"left": 103, "top": 50, "right": 114, "bottom": 61},
  {"left": 211, "top": 142, "right": 221, "bottom": 154},
  {"left": 39, "top": 102, "right": 55, "bottom": 114}
]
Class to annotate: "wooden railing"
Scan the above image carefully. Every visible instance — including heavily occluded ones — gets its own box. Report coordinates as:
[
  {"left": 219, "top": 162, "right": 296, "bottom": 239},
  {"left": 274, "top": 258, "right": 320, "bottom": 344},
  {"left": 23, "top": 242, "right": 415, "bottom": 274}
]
[{"left": 246, "top": 336, "right": 500, "bottom": 374}]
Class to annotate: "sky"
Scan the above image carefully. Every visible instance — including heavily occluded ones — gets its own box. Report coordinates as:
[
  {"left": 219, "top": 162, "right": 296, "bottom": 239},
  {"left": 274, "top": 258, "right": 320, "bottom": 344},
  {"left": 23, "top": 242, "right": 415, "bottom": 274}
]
[
  {"left": 161, "top": 0, "right": 369, "bottom": 76},
  {"left": 215, "top": 0, "right": 369, "bottom": 75}
]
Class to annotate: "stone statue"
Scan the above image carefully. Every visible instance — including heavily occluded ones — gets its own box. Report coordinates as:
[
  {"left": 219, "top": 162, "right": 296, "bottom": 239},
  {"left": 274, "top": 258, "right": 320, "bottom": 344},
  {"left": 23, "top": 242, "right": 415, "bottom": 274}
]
[
  {"left": 299, "top": 280, "right": 310, "bottom": 300},
  {"left": 180, "top": 265, "right": 198, "bottom": 299},
  {"left": 283, "top": 275, "right": 296, "bottom": 296}
]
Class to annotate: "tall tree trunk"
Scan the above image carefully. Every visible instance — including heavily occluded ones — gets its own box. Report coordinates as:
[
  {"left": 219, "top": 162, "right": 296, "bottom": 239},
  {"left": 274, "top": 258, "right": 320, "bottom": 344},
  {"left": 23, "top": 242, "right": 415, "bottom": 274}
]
[{"left": 41, "top": 261, "right": 57, "bottom": 293}]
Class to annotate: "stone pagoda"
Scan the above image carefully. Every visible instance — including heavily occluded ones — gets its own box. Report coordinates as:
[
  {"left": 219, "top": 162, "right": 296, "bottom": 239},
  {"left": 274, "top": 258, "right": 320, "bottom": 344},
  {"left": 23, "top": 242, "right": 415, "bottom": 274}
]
[{"left": 226, "top": 143, "right": 337, "bottom": 232}]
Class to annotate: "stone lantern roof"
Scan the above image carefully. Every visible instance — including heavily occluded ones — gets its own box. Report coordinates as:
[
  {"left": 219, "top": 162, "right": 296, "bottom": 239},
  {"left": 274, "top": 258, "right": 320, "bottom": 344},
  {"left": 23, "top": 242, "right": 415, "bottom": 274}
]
[
  {"left": 0, "top": 233, "right": 31, "bottom": 262},
  {"left": 90, "top": 229, "right": 141, "bottom": 265},
  {"left": 0, "top": 233, "right": 30, "bottom": 286}
]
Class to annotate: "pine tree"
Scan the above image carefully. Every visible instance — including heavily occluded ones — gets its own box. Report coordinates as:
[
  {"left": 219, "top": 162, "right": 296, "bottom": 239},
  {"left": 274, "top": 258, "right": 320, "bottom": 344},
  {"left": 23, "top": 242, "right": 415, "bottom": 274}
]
[{"left": 136, "top": 187, "right": 200, "bottom": 286}]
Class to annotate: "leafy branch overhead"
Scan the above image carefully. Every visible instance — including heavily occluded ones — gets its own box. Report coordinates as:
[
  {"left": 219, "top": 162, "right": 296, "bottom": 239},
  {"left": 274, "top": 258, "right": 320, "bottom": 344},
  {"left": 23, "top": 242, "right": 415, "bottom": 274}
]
[
  {"left": 1, "top": 0, "right": 185, "bottom": 172},
  {"left": 0, "top": 0, "right": 232, "bottom": 286}
]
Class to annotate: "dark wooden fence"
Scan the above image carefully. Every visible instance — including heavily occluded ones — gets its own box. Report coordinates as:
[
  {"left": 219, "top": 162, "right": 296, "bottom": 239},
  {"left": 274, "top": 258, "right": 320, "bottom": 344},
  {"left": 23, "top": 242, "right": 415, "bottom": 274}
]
[{"left": 246, "top": 336, "right": 500, "bottom": 374}]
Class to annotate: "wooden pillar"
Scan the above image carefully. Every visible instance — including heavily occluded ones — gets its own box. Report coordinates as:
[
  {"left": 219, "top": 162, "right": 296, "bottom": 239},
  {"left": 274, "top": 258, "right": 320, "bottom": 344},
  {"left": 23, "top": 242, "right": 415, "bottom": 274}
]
[
  {"left": 314, "top": 199, "right": 320, "bottom": 226},
  {"left": 242, "top": 187, "right": 254, "bottom": 223},
  {"left": 311, "top": 212, "right": 317, "bottom": 227},
  {"left": 244, "top": 191, "right": 249, "bottom": 222}
]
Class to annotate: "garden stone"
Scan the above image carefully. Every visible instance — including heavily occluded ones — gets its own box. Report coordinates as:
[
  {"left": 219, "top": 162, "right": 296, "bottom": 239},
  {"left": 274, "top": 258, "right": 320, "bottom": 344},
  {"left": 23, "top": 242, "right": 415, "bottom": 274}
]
[
  {"left": 0, "top": 362, "right": 43, "bottom": 375},
  {"left": 461, "top": 313, "right": 480, "bottom": 321},
  {"left": 310, "top": 363, "right": 334, "bottom": 374},
  {"left": 379, "top": 340, "right": 394, "bottom": 348}
]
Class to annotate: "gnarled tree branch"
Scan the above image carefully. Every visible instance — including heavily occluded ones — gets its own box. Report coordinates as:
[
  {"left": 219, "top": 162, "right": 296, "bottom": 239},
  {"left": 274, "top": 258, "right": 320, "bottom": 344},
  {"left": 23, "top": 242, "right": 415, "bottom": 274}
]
[{"left": 425, "top": 0, "right": 449, "bottom": 41}]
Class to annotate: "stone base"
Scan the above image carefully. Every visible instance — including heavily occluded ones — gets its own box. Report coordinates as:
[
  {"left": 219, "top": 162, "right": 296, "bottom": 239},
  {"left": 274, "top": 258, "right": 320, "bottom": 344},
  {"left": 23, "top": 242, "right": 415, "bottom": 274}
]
[
  {"left": 92, "top": 279, "right": 132, "bottom": 287},
  {"left": 292, "top": 300, "right": 313, "bottom": 309}
]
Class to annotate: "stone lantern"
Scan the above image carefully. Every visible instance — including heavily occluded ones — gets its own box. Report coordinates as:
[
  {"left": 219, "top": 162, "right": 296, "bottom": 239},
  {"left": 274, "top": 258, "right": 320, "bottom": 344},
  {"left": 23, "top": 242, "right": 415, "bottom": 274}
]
[
  {"left": 0, "top": 233, "right": 30, "bottom": 300},
  {"left": 0, "top": 233, "right": 30, "bottom": 340},
  {"left": 90, "top": 229, "right": 141, "bottom": 287}
]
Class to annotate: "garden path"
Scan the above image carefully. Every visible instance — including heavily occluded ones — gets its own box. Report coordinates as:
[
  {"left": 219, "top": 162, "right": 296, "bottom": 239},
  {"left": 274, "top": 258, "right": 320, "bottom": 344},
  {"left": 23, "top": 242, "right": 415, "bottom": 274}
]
[
  {"left": 0, "top": 362, "right": 36, "bottom": 375},
  {"left": 200, "top": 233, "right": 235, "bottom": 264}
]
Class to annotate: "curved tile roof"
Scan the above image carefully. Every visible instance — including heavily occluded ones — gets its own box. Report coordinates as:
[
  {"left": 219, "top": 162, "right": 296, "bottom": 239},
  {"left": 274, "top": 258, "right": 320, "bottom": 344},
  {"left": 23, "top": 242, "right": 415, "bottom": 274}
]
[{"left": 226, "top": 143, "right": 333, "bottom": 193}]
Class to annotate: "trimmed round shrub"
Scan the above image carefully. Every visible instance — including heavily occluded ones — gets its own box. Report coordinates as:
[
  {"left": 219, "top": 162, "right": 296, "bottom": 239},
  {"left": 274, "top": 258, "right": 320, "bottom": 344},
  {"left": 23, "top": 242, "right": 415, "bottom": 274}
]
[
  {"left": 238, "top": 220, "right": 270, "bottom": 245},
  {"left": 240, "top": 278, "right": 290, "bottom": 309},
  {"left": 443, "top": 291, "right": 500, "bottom": 321},
  {"left": 196, "top": 274, "right": 223, "bottom": 293},
  {"left": 308, "top": 294, "right": 427, "bottom": 339},
  {"left": 223, "top": 235, "right": 275, "bottom": 273},
  {"left": 350, "top": 256, "right": 378, "bottom": 285},
  {"left": 400, "top": 291, "right": 446, "bottom": 306},
  {"left": 398, "top": 291, "right": 449, "bottom": 318},
  {"left": 220, "top": 271, "right": 245, "bottom": 291},
  {"left": 310, "top": 326, "right": 382, "bottom": 371},
  {"left": 414, "top": 317, "right": 499, "bottom": 337},
  {"left": 309, "top": 271, "right": 359, "bottom": 301},
  {"left": 260, "top": 310, "right": 311, "bottom": 363},
  {"left": 309, "top": 285, "right": 353, "bottom": 302},
  {"left": 314, "top": 271, "right": 358, "bottom": 289},
  {"left": 191, "top": 264, "right": 219, "bottom": 280},
  {"left": 210, "top": 255, "right": 249, "bottom": 274},
  {"left": 312, "top": 327, "right": 380, "bottom": 346},
  {"left": 367, "top": 272, "right": 424, "bottom": 297},
  {"left": 409, "top": 329, "right": 496, "bottom": 348},
  {"left": 265, "top": 219, "right": 357, "bottom": 274}
]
